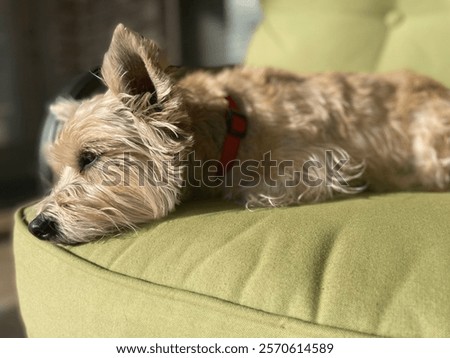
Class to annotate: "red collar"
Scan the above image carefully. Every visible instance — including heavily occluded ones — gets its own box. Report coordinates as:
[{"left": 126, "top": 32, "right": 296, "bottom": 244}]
[{"left": 217, "top": 96, "right": 247, "bottom": 175}]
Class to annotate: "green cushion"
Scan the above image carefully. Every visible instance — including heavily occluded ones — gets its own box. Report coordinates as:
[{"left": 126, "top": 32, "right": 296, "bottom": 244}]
[
  {"left": 14, "top": 193, "right": 450, "bottom": 337},
  {"left": 246, "top": 0, "right": 450, "bottom": 87}
]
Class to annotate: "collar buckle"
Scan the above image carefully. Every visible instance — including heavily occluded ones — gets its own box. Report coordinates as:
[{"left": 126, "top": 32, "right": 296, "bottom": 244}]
[{"left": 226, "top": 109, "right": 247, "bottom": 138}]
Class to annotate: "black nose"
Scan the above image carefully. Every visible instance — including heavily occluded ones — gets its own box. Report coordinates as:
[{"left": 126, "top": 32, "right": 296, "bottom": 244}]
[{"left": 28, "top": 214, "right": 59, "bottom": 241}]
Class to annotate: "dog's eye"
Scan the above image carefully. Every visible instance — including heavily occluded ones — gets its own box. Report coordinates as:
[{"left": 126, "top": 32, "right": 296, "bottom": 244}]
[{"left": 78, "top": 151, "right": 98, "bottom": 171}]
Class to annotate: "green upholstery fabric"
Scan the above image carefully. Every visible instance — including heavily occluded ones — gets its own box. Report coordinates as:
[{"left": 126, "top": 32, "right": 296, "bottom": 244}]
[
  {"left": 246, "top": 0, "right": 450, "bottom": 87},
  {"left": 14, "top": 0, "right": 450, "bottom": 338},
  {"left": 14, "top": 194, "right": 450, "bottom": 337}
]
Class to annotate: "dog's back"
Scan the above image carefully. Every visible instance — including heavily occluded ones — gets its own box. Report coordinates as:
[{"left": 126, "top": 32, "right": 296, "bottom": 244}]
[{"left": 178, "top": 68, "right": 450, "bottom": 205}]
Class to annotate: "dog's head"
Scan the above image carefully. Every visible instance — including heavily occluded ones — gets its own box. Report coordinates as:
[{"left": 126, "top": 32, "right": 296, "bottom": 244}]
[{"left": 29, "top": 24, "right": 192, "bottom": 244}]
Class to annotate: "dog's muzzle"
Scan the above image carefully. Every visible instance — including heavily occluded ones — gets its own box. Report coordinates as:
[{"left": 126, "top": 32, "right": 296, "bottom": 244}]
[{"left": 28, "top": 214, "right": 59, "bottom": 241}]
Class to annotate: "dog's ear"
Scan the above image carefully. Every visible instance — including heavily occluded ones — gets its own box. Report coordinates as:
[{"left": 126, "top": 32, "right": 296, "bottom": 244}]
[
  {"left": 49, "top": 98, "right": 80, "bottom": 122},
  {"left": 101, "top": 24, "right": 170, "bottom": 107}
]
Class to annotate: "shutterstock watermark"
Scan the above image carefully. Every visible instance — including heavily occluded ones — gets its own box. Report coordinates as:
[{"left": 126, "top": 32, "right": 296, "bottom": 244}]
[{"left": 101, "top": 150, "right": 353, "bottom": 189}]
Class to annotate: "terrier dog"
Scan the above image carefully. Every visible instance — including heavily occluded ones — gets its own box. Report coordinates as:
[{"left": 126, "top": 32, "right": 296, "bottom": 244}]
[{"left": 29, "top": 24, "right": 450, "bottom": 244}]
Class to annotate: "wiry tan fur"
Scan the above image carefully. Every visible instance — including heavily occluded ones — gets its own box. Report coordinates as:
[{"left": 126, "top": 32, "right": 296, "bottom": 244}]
[{"left": 30, "top": 24, "right": 450, "bottom": 244}]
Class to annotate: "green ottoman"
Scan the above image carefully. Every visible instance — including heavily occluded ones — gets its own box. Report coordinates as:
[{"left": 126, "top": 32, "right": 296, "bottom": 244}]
[
  {"left": 14, "top": 0, "right": 450, "bottom": 337},
  {"left": 13, "top": 194, "right": 450, "bottom": 337}
]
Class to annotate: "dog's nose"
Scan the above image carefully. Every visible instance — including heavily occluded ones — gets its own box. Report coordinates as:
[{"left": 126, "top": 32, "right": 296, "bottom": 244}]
[{"left": 28, "top": 214, "right": 59, "bottom": 241}]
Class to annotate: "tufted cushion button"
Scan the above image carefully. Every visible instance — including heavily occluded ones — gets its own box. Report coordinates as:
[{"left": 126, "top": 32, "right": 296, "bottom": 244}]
[{"left": 384, "top": 9, "right": 404, "bottom": 28}]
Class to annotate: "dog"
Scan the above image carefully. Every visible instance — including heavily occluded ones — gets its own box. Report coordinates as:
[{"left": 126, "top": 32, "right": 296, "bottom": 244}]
[{"left": 28, "top": 23, "right": 450, "bottom": 244}]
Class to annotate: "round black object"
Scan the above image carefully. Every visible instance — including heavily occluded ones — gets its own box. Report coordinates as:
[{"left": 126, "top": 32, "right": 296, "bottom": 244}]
[{"left": 39, "top": 67, "right": 105, "bottom": 190}]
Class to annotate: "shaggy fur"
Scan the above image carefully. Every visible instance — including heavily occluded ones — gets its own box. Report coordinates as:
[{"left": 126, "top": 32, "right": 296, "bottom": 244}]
[{"left": 29, "top": 24, "right": 450, "bottom": 244}]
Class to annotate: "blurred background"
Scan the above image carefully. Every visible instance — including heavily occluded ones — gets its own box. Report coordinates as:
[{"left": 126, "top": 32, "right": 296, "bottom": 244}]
[{"left": 0, "top": 0, "right": 262, "bottom": 337}]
